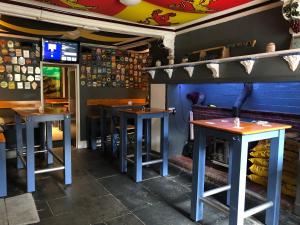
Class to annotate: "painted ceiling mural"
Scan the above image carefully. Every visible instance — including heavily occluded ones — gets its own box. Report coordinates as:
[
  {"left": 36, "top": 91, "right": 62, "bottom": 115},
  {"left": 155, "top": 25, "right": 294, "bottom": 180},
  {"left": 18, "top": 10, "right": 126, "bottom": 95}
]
[
  {"left": 33, "top": 0, "right": 253, "bottom": 26},
  {"left": 0, "top": 15, "right": 145, "bottom": 46}
]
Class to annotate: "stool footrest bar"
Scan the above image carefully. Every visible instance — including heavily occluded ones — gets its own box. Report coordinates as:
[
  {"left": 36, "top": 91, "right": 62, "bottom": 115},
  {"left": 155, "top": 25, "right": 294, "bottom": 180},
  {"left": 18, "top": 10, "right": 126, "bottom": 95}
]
[
  {"left": 126, "top": 158, "right": 135, "bottom": 164},
  {"left": 243, "top": 201, "right": 273, "bottom": 219},
  {"left": 35, "top": 166, "right": 65, "bottom": 174},
  {"left": 142, "top": 159, "right": 163, "bottom": 166},
  {"left": 17, "top": 151, "right": 27, "bottom": 168},
  {"left": 203, "top": 185, "right": 231, "bottom": 198},
  {"left": 127, "top": 153, "right": 146, "bottom": 158},
  {"left": 200, "top": 197, "right": 264, "bottom": 224},
  {"left": 200, "top": 197, "right": 229, "bottom": 214},
  {"left": 246, "top": 189, "right": 267, "bottom": 202},
  {"left": 34, "top": 150, "right": 48, "bottom": 154},
  {"left": 47, "top": 149, "right": 64, "bottom": 165}
]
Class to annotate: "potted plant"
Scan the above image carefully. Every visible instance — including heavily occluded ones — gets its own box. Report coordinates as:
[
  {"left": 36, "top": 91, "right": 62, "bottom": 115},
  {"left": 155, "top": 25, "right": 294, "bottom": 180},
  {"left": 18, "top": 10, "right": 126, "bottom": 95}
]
[{"left": 282, "top": 0, "right": 300, "bottom": 48}]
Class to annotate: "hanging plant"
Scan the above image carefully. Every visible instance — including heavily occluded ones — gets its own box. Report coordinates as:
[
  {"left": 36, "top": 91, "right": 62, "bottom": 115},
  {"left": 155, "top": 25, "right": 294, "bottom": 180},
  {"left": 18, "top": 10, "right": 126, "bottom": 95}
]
[
  {"left": 290, "top": 18, "right": 300, "bottom": 33},
  {"left": 282, "top": 0, "right": 300, "bottom": 33}
]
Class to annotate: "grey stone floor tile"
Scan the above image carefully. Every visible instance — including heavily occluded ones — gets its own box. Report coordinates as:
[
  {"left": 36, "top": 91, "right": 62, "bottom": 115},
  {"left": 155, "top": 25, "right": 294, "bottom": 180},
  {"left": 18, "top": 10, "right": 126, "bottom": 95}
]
[
  {"left": 32, "top": 177, "right": 66, "bottom": 201},
  {"left": 100, "top": 175, "right": 160, "bottom": 211},
  {"left": 126, "top": 165, "right": 161, "bottom": 181},
  {"left": 86, "top": 161, "right": 120, "bottom": 179},
  {"left": 171, "top": 172, "right": 193, "bottom": 188},
  {"left": 4, "top": 149, "right": 300, "bottom": 225},
  {"left": 35, "top": 200, "right": 53, "bottom": 220},
  {"left": 0, "top": 199, "right": 8, "bottom": 225},
  {"left": 48, "top": 194, "right": 129, "bottom": 224},
  {"left": 134, "top": 202, "right": 199, "bottom": 225},
  {"left": 37, "top": 212, "right": 90, "bottom": 225},
  {"left": 151, "top": 163, "right": 183, "bottom": 177},
  {"left": 141, "top": 176, "right": 191, "bottom": 208},
  {"left": 104, "top": 213, "right": 144, "bottom": 225},
  {"left": 59, "top": 174, "right": 109, "bottom": 199}
]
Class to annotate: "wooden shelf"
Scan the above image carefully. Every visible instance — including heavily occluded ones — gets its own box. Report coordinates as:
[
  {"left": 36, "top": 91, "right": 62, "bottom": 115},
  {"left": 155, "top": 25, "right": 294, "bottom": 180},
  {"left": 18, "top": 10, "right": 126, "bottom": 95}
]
[{"left": 144, "top": 48, "right": 300, "bottom": 79}]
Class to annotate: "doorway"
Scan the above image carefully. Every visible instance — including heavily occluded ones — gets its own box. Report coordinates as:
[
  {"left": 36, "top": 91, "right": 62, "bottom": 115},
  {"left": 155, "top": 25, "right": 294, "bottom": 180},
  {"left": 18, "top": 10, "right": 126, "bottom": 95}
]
[{"left": 41, "top": 62, "right": 80, "bottom": 148}]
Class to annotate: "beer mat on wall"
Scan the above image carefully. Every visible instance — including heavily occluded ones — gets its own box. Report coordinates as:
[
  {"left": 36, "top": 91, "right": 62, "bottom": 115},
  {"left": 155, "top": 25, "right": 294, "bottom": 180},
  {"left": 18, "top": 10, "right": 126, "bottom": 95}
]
[
  {"left": 80, "top": 47, "right": 150, "bottom": 89},
  {"left": 0, "top": 38, "right": 41, "bottom": 91}
]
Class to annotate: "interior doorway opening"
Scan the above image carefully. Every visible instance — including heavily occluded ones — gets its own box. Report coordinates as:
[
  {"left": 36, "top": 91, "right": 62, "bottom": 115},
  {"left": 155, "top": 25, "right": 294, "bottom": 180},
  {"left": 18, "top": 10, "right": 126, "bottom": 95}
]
[{"left": 41, "top": 62, "right": 80, "bottom": 148}]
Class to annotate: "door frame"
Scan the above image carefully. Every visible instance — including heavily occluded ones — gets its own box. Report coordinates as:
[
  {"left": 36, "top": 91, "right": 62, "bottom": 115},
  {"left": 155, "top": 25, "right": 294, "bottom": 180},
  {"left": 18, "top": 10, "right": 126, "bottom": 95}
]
[{"left": 40, "top": 61, "right": 81, "bottom": 149}]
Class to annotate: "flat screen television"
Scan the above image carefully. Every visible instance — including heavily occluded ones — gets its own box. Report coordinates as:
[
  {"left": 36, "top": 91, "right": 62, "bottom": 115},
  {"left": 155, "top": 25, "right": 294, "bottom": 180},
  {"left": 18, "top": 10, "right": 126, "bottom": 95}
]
[{"left": 42, "top": 39, "right": 79, "bottom": 63}]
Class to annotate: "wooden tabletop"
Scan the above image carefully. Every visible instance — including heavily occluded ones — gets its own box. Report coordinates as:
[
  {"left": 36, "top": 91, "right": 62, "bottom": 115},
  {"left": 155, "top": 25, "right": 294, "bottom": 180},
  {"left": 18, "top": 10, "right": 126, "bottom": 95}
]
[
  {"left": 98, "top": 102, "right": 147, "bottom": 108},
  {"left": 191, "top": 118, "right": 291, "bottom": 135},
  {"left": 13, "top": 107, "right": 69, "bottom": 117},
  {"left": 87, "top": 98, "right": 147, "bottom": 106},
  {"left": 0, "top": 100, "right": 41, "bottom": 109},
  {"left": 45, "top": 99, "right": 69, "bottom": 105},
  {"left": 120, "top": 108, "right": 169, "bottom": 115},
  {"left": 0, "top": 133, "right": 5, "bottom": 143}
]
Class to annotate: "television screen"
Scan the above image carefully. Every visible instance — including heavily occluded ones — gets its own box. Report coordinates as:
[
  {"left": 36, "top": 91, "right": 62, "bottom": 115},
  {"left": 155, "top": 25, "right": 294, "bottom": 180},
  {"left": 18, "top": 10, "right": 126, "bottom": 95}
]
[
  {"left": 61, "top": 41, "right": 78, "bottom": 62},
  {"left": 42, "top": 39, "right": 79, "bottom": 63}
]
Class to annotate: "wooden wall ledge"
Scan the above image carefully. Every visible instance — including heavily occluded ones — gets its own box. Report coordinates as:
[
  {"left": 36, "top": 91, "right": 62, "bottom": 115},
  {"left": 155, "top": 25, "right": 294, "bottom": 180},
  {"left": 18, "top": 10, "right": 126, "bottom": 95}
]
[
  {"left": 87, "top": 98, "right": 147, "bottom": 106},
  {"left": 0, "top": 101, "right": 41, "bottom": 109}
]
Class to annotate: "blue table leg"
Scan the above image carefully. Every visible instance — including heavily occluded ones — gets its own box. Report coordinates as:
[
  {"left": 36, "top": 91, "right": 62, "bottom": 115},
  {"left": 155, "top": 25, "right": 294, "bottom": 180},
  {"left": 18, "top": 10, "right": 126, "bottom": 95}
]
[
  {"left": 39, "top": 122, "right": 46, "bottom": 153},
  {"left": 15, "top": 113, "right": 23, "bottom": 169},
  {"left": 46, "top": 121, "right": 54, "bottom": 165},
  {"left": 145, "top": 119, "right": 151, "bottom": 162},
  {"left": 160, "top": 113, "right": 168, "bottom": 177},
  {"left": 0, "top": 141, "right": 6, "bottom": 197},
  {"left": 120, "top": 114, "right": 127, "bottom": 173},
  {"left": 100, "top": 108, "right": 106, "bottom": 151},
  {"left": 135, "top": 117, "right": 143, "bottom": 182},
  {"left": 26, "top": 117, "right": 35, "bottom": 192},
  {"left": 229, "top": 136, "right": 248, "bottom": 225},
  {"left": 265, "top": 129, "right": 285, "bottom": 225},
  {"left": 227, "top": 143, "right": 233, "bottom": 206},
  {"left": 90, "top": 117, "right": 97, "bottom": 151},
  {"left": 111, "top": 115, "right": 118, "bottom": 157},
  {"left": 191, "top": 127, "right": 206, "bottom": 221},
  {"left": 63, "top": 115, "right": 72, "bottom": 185}
]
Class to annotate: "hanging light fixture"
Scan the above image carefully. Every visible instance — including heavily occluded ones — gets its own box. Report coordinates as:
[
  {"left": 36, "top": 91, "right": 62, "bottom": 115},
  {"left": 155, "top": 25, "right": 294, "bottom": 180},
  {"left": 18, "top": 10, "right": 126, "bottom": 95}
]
[{"left": 120, "top": 0, "right": 141, "bottom": 6}]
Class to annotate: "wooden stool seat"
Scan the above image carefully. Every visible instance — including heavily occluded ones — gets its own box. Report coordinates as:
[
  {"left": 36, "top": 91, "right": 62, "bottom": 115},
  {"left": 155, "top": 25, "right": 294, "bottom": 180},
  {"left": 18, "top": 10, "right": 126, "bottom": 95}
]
[{"left": 115, "top": 125, "right": 135, "bottom": 131}]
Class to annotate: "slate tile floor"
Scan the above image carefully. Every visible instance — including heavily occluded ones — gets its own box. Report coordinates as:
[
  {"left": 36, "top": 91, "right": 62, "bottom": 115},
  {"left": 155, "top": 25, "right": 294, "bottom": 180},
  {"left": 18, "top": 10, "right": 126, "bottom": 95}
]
[{"left": 5, "top": 148, "right": 300, "bottom": 225}]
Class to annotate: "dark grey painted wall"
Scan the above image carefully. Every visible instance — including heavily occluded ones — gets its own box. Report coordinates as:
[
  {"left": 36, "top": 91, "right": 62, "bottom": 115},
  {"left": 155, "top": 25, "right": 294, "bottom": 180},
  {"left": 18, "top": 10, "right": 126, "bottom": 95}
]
[
  {"left": 151, "top": 6, "right": 299, "bottom": 84},
  {"left": 0, "top": 89, "right": 40, "bottom": 101},
  {"left": 175, "top": 7, "right": 290, "bottom": 61},
  {"left": 162, "top": 6, "right": 300, "bottom": 156}
]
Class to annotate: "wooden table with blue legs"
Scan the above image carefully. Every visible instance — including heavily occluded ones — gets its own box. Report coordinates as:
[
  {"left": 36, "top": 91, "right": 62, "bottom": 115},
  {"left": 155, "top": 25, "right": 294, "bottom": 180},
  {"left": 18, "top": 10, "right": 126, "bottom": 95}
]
[
  {"left": 0, "top": 133, "right": 6, "bottom": 197},
  {"left": 97, "top": 103, "right": 146, "bottom": 155},
  {"left": 191, "top": 118, "right": 291, "bottom": 225},
  {"left": 119, "top": 108, "right": 169, "bottom": 182},
  {"left": 13, "top": 108, "right": 72, "bottom": 193}
]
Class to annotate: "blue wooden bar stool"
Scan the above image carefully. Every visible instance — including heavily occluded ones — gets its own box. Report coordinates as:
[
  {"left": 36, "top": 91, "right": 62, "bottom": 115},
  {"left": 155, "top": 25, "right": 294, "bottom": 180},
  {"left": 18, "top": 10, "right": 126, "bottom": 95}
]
[
  {"left": 119, "top": 108, "right": 169, "bottom": 182},
  {"left": 191, "top": 118, "right": 291, "bottom": 225},
  {"left": 0, "top": 132, "right": 6, "bottom": 197},
  {"left": 14, "top": 108, "right": 72, "bottom": 193},
  {"left": 98, "top": 103, "right": 146, "bottom": 157}
]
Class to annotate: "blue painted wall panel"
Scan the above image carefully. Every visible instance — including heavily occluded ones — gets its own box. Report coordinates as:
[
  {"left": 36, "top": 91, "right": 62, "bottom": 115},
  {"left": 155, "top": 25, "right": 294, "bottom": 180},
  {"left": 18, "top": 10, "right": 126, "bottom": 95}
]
[
  {"left": 173, "top": 83, "right": 300, "bottom": 114},
  {"left": 167, "top": 82, "right": 300, "bottom": 156}
]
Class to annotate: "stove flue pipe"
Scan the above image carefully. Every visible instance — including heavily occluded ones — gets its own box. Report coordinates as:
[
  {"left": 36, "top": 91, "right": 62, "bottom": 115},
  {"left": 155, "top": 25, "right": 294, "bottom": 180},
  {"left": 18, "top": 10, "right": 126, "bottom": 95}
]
[{"left": 232, "top": 83, "right": 253, "bottom": 117}]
